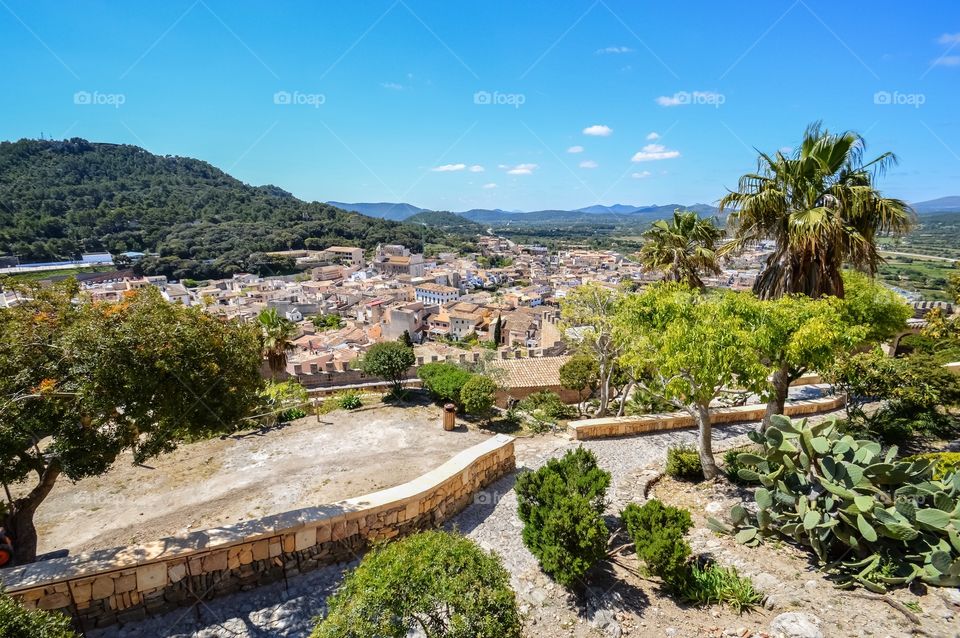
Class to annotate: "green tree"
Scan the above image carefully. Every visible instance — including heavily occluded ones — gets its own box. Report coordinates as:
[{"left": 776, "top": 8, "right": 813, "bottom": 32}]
[
  {"left": 418, "top": 362, "right": 472, "bottom": 406},
  {"left": 756, "top": 271, "right": 911, "bottom": 429},
  {"left": 559, "top": 353, "right": 599, "bottom": 414},
  {"left": 638, "top": 210, "right": 723, "bottom": 289},
  {"left": 719, "top": 122, "right": 914, "bottom": 299},
  {"left": 460, "top": 375, "right": 497, "bottom": 419},
  {"left": 360, "top": 341, "right": 415, "bottom": 397},
  {"left": 560, "top": 283, "right": 625, "bottom": 416},
  {"left": 312, "top": 530, "right": 522, "bottom": 638},
  {"left": 311, "top": 314, "right": 344, "bottom": 331},
  {"left": 0, "top": 282, "right": 262, "bottom": 563},
  {"left": 616, "top": 284, "right": 769, "bottom": 478},
  {"left": 399, "top": 329, "right": 415, "bottom": 348},
  {"left": 257, "top": 307, "right": 297, "bottom": 378},
  {"left": 493, "top": 313, "right": 503, "bottom": 346}
]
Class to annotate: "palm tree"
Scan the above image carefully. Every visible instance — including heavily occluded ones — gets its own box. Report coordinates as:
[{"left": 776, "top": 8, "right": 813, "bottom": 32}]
[
  {"left": 638, "top": 210, "right": 723, "bottom": 289},
  {"left": 257, "top": 308, "right": 296, "bottom": 377},
  {"left": 719, "top": 122, "right": 914, "bottom": 300}
]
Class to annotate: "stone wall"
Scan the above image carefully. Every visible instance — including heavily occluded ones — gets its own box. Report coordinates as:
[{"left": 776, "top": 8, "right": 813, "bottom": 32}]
[
  {"left": 567, "top": 395, "right": 846, "bottom": 440},
  {"left": 0, "top": 435, "right": 516, "bottom": 631}
]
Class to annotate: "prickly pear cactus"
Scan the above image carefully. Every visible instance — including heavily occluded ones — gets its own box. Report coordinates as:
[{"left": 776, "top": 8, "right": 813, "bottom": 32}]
[{"left": 709, "top": 415, "right": 960, "bottom": 591}]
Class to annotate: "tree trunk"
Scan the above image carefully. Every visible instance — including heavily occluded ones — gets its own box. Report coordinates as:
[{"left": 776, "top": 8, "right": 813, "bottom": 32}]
[
  {"left": 689, "top": 403, "right": 719, "bottom": 480},
  {"left": 762, "top": 362, "right": 793, "bottom": 432},
  {"left": 594, "top": 361, "right": 612, "bottom": 417},
  {"left": 4, "top": 459, "right": 61, "bottom": 565},
  {"left": 617, "top": 381, "right": 635, "bottom": 417}
]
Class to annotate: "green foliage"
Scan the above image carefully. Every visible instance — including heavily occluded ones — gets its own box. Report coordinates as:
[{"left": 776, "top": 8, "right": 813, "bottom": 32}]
[
  {"left": 517, "top": 391, "right": 574, "bottom": 431},
  {"left": 827, "top": 348, "right": 960, "bottom": 444},
  {"left": 666, "top": 445, "right": 704, "bottom": 481},
  {"left": 622, "top": 500, "right": 760, "bottom": 612},
  {"left": 515, "top": 448, "right": 611, "bottom": 587},
  {"left": 418, "top": 362, "right": 473, "bottom": 406},
  {"left": 257, "top": 308, "right": 297, "bottom": 376},
  {"left": 638, "top": 209, "right": 723, "bottom": 289},
  {"left": 719, "top": 122, "right": 913, "bottom": 299},
  {"left": 460, "top": 375, "right": 497, "bottom": 417},
  {"left": 0, "top": 138, "right": 468, "bottom": 278},
  {"left": 311, "top": 314, "right": 344, "bottom": 331},
  {"left": 905, "top": 452, "right": 960, "bottom": 481},
  {"left": 260, "top": 380, "right": 309, "bottom": 422},
  {"left": 312, "top": 531, "right": 522, "bottom": 638},
  {"left": 335, "top": 390, "right": 363, "bottom": 410},
  {"left": 398, "top": 329, "right": 414, "bottom": 348},
  {"left": 674, "top": 563, "right": 764, "bottom": 613},
  {"left": 0, "top": 591, "right": 77, "bottom": 638},
  {"left": 715, "top": 415, "right": 960, "bottom": 590},
  {"left": 558, "top": 353, "right": 599, "bottom": 403},
  {"left": 722, "top": 445, "right": 761, "bottom": 484},
  {"left": 0, "top": 282, "right": 263, "bottom": 561},
  {"left": 360, "top": 342, "right": 415, "bottom": 396},
  {"left": 622, "top": 500, "right": 692, "bottom": 584}
]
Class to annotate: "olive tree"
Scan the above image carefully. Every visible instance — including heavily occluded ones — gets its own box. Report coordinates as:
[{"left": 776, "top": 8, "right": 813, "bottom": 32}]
[
  {"left": 0, "top": 282, "right": 263, "bottom": 563},
  {"left": 360, "top": 341, "right": 415, "bottom": 397}
]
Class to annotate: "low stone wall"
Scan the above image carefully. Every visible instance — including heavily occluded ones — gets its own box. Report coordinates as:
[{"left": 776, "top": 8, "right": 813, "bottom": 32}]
[
  {"left": 567, "top": 395, "right": 846, "bottom": 440},
  {"left": 0, "top": 435, "right": 516, "bottom": 631}
]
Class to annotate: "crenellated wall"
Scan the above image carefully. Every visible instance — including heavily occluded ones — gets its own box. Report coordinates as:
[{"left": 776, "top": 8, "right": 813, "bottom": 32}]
[{"left": 0, "top": 435, "right": 516, "bottom": 630}]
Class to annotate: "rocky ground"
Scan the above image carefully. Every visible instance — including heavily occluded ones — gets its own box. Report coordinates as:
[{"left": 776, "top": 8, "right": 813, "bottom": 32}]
[{"left": 88, "top": 407, "right": 960, "bottom": 638}]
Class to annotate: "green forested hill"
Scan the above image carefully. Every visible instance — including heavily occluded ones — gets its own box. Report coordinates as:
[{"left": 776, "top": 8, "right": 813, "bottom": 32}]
[{"left": 0, "top": 138, "right": 467, "bottom": 278}]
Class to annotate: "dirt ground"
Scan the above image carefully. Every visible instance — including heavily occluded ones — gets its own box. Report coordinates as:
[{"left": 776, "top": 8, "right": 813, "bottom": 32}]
[{"left": 17, "top": 402, "right": 492, "bottom": 558}]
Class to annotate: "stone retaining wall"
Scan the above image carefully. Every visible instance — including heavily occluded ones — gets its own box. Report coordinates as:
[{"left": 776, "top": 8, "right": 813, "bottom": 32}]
[
  {"left": 567, "top": 395, "right": 846, "bottom": 440},
  {"left": 0, "top": 435, "right": 516, "bottom": 631}
]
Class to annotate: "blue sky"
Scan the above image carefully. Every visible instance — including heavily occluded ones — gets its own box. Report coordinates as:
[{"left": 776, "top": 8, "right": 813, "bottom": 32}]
[{"left": 2, "top": 1, "right": 958, "bottom": 211}]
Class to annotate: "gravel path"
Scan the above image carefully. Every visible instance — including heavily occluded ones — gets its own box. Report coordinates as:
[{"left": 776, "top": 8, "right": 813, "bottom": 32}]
[{"left": 89, "top": 419, "right": 763, "bottom": 638}]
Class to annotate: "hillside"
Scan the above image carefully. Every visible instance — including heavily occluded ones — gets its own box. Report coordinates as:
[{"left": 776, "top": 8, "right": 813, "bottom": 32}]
[
  {"left": 325, "top": 201, "right": 426, "bottom": 220},
  {"left": 912, "top": 196, "right": 960, "bottom": 214},
  {"left": 405, "top": 210, "right": 486, "bottom": 234},
  {"left": 0, "top": 138, "right": 465, "bottom": 279}
]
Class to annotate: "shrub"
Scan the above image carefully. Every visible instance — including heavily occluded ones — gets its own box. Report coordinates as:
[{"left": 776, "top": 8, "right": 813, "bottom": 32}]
[
  {"left": 0, "top": 590, "right": 78, "bottom": 638},
  {"left": 360, "top": 342, "right": 415, "bottom": 396},
  {"left": 460, "top": 375, "right": 497, "bottom": 417},
  {"left": 666, "top": 444, "right": 703, "bottom": 481},
  {"left": 335, "top": 391, "right": 362, "bottom": 410},
  {"left": 622, "top": 499, "right": 692, "bottom": 584},
  {"left": 516, "top": 447, "right": 611, "bottom": 587},
  {"left": 713, "top": 415, "right": 960, "bottom": 590},
  {"left": 279, "top": 407, "right": 307, "bottom": 422},
  {"left": 418, "top": 362, "right": 473, "bottom": 406},
  {"left": 312, "top": 531, "right": 522, "bottom": 638},
  {"left": 904, "top": 451, "right": 960, "bottom": 481},
  {"left": 517, "top": 391, "right": 575, "bottom": 430},
  {"left": 622, "top": 500, "right": 760, "bottom": 611}
]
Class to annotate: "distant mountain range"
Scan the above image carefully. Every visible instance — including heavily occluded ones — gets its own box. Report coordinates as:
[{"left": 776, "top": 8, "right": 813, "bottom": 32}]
[
  {"left": 912, "top": 196, "right": 960, "bottom": 215},
  {"left": 330, "top": 197, "right": 960, "bottom": 225},
  {"left": 327, "top": 201, "right": 722, "bottom": 224}
]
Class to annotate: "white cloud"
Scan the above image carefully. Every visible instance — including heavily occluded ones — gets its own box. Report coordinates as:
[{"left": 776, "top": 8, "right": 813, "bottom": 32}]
[
  {"left": 468, "top": 165, "right": 485, "bottom": 172},
  {"left": 646, "top": 131, "right": 660, "bottom": 141},
  {"left": 381, "top": 82, "right": 404, "bottom": 90},
  {"left": 505, "top": 163, "right": 538, "bottom": 175},
  {"left": 632, "top": 170, "right": 652, "bottom": 179},
  {"left": 933, "top": 55, "right": 960, "bottom": 66},
  {"left": 431, "top": 163, "right": 466, "bottom": 172},
  {"left": 631, "top": 143, "right": 680, "bottom": 162},
  {"left": 579, "top": 160, "right": 598, "bottom": 169},
  {"left": 567, "top": 145, "right": 584, "bottom": 153},
  {"left": 482, "top": 183, "right": 497, "bottom": 189},
  {"left": 582, "top": 124, "right": 612, "bottom": 137},
  {"left": 938, "top": 33, "right": 960, "bottom": 45},
  {"left": 596, "top": 46, "right": 633, "bottom": 54}
]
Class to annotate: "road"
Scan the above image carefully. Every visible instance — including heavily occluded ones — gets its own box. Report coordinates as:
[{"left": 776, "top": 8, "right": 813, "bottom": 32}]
[{"left": 879, "top": 250, "right": 958, "bottom": 263}]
